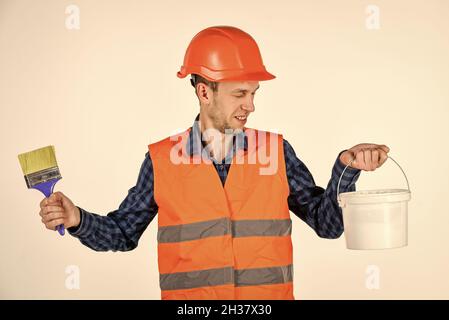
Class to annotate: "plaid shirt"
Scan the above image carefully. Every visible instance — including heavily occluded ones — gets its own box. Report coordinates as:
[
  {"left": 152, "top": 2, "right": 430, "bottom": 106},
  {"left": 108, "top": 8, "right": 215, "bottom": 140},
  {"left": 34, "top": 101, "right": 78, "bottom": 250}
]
[{"left": 68, "top": 116, "right": 361, "bottom": 251}]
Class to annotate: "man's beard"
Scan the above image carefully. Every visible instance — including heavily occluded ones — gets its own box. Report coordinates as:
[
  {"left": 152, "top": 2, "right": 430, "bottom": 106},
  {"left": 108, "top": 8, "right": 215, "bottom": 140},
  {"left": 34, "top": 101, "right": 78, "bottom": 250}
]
[{"left": 209, "top": 105, "right": 232, "bottom": 133}]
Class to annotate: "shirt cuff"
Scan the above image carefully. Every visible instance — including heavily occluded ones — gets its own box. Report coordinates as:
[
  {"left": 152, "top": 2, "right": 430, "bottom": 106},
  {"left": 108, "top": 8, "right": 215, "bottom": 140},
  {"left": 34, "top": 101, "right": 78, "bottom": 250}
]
[
  {"left": 332, "top": 150, "right": 361, "bottom": 193},
  {"left": 67, "top": 206, "right": 93, "bottom": 238}
]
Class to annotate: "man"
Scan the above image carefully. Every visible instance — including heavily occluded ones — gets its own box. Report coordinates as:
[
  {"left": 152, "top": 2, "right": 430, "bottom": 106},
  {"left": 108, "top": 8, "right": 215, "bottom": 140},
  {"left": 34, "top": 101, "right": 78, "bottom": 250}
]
[{"left": 39, "top": 26, "right": 389, "bottom": 300}]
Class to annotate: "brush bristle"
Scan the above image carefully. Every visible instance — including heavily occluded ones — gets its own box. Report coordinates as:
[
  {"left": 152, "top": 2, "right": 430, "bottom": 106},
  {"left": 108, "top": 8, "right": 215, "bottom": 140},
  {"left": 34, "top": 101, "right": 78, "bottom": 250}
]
[{"left": 18, "top": 145, "right": 59, "bottom": 175}]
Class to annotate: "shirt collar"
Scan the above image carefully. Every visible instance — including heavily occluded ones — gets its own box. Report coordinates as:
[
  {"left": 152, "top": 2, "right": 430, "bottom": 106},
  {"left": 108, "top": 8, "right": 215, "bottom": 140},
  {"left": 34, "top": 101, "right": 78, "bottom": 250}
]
[{"left": 186, "top": 113, "right": 248, "bottom": 158}]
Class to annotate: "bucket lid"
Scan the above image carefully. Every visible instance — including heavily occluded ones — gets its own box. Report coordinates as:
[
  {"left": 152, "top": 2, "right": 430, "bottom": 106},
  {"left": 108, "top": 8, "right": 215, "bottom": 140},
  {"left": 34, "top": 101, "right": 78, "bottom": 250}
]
[{"left": 338, "top": 188, "right": 411, "bottom": 206}]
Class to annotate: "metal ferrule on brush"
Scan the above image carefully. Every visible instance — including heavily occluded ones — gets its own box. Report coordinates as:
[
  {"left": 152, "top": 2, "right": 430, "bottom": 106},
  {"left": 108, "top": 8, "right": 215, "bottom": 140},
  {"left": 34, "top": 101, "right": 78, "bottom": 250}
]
[{"left": 24, "top": 166, "right": 62, "bottom": 188}]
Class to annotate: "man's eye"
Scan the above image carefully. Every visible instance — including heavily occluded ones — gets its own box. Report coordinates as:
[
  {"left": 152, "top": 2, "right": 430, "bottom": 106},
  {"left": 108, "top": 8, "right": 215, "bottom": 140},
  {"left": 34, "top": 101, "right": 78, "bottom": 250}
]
[{"left": 234, "top": 94, "right": 245, "bottom": 98}]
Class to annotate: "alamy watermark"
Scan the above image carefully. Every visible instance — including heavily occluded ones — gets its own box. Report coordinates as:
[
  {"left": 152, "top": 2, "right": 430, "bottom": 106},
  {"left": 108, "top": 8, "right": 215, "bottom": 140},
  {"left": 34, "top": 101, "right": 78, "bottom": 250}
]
[
  {"left": 365, "top": 265, "right": 380, "bottom": 290},
  {"left": 65, "top": 265, "right": 80, "bottom": 290},
  {"left": 365, "top": 5, "right": 380, "bottom": 30},
  {"left": 65, "top": 4, "right": 80, "bottom": 30},
  {"left": 169, "top": 122, "right": 279, "bottom": 176}
]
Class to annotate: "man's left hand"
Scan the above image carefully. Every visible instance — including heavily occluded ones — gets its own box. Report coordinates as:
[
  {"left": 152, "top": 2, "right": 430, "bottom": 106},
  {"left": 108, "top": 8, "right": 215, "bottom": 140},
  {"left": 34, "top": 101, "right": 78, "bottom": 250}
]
[{"left": 339, "top": 143, "right": 390, "bottom": 171}]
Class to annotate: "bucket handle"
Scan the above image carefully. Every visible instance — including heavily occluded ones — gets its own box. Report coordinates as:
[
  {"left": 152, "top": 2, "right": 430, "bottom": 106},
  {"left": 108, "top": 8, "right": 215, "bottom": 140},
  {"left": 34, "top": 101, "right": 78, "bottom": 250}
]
[{"left": 337, "top": 155, "right": 410, "bottom": 202}]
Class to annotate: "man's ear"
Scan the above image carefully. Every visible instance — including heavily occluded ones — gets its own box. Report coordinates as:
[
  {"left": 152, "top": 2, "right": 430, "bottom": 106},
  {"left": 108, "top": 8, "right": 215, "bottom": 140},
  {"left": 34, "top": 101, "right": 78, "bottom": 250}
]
[{"left": 197, "top": 83, "right": 212, "bottom": 104}]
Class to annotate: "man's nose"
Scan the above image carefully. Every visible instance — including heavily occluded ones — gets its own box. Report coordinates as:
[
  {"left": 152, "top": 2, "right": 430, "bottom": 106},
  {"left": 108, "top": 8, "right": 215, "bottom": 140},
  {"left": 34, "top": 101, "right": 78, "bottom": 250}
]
[{"left": 242, "top": 99, "right": 255, "bottom": 113}]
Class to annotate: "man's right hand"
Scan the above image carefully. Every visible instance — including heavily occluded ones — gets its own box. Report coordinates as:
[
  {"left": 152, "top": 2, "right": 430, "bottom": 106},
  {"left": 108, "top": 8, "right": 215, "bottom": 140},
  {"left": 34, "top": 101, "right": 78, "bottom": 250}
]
[{"left": 39, "top": 191, "right": 81, "bottom": 231}]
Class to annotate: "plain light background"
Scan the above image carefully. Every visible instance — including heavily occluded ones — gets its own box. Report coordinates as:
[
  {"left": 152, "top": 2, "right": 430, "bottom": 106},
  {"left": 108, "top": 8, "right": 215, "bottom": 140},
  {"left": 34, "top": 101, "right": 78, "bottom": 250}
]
[{"left": 1, "top": 0, "right": 448, "bottom": 299}]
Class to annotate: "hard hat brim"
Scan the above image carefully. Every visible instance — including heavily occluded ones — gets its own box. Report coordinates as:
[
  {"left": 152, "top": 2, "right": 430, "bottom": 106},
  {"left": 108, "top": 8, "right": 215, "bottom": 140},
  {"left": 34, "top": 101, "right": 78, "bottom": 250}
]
[{"left": 177, "top": 67, "right": 276, "bottom": 82}]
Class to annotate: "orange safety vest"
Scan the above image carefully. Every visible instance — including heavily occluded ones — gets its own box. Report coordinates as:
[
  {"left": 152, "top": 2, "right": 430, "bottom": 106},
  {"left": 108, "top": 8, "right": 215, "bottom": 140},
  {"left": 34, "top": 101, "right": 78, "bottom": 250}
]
[{"left": 148, "top": 127, "right": 294, "bottom": 300}]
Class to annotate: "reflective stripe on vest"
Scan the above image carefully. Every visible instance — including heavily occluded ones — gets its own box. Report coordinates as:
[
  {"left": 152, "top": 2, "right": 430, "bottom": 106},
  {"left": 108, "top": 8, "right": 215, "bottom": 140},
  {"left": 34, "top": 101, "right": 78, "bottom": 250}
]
[
  {"left": 149, "top": 127, "right": 294, "bottom": 300},
  {"left": 158, "top": 218, "right": 292, "bottom": 243},
  {"left": 160, "top": 264, "right": 293, "bottom": 291}
]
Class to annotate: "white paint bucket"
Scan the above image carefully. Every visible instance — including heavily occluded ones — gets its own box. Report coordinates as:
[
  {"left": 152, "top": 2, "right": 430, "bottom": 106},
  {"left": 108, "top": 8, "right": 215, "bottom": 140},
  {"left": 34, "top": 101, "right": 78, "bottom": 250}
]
[{"left": 337, "top": 156, "right": 411, "bottom": 250}]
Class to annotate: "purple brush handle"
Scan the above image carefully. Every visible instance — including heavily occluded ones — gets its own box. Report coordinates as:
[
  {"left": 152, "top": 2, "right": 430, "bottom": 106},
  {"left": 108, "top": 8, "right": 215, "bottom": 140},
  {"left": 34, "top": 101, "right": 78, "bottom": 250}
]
[{"left": 33, "top": 178, "right": 65, "bottom": 236}]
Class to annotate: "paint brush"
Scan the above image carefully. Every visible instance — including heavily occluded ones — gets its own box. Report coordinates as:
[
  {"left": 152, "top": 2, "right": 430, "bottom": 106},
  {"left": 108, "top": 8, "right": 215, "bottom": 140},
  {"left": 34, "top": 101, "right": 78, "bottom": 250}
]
[{"left": 18, "top": 145, "right": 65, "bottom": 236}]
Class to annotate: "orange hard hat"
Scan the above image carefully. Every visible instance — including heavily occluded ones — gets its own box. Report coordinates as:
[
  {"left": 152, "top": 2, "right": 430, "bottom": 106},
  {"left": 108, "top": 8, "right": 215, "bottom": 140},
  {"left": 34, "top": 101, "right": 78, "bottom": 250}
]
[{"left": 177, "top": 26, "right": 275, "bottom": 82}]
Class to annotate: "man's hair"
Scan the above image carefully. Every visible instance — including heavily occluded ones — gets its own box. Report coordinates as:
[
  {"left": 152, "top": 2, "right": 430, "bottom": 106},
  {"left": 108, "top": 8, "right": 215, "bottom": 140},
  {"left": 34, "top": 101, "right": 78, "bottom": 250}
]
[{"left": 190, "top": 74, "right": 219, "bottom": 92}]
